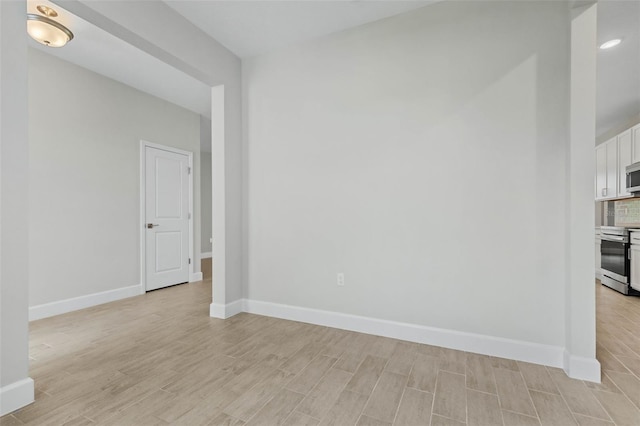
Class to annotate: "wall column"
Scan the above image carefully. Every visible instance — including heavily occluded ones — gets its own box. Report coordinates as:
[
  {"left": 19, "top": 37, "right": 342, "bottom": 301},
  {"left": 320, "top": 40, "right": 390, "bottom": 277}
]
[
  {"left": 0, "top": 0, "right": 34, "bottom": 415},
  {"left": 565, "top": 2, "right": 600, "bottom": 382}
]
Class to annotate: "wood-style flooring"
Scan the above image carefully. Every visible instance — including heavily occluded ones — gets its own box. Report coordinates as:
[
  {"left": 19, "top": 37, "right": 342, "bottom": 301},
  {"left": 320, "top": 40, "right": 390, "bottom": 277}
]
[{"left": 2, "top": 279, "right": 640, "bottom": 425}]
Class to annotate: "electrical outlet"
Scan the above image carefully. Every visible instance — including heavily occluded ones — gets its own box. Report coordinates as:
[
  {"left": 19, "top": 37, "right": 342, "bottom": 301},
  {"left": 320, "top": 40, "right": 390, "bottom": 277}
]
[{"left": 337, "top": 273, "right": 345, "bottom": 286}]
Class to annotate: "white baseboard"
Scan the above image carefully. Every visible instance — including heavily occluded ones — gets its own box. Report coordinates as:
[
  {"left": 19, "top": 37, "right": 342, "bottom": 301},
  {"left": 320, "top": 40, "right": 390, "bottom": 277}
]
[
  {"left": 206, "top": 298, "right": 600, "bottom": 382},
  {"left": 242, "top": 298, "right": 585, "bottom": 377},
  {"left": 209, "top": 299, "right": 244, "bottom": 319},
  {"left": 189, "top": 272, "right": 203, "bottom": 282},
  {"left": 200, "top": 252, "right": 212, "bottom": 259},
  {"left": 0, "top": 378, "right": 34, "bottom": 416},
  {"left": 563, "top": 350, "right": 601, "bottom": 382},
  {"left": 29, "top": 285, "right": 144, "bottom": 321}
]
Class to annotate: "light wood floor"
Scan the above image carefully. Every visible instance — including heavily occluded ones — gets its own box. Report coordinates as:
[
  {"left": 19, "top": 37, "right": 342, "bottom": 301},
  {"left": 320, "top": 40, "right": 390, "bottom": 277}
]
[
  {"left": 202, "top": 258, "right": 212, "bottom": 281},
  {"left": 2, "top": 280, "right": 640, "bottom": 425}
]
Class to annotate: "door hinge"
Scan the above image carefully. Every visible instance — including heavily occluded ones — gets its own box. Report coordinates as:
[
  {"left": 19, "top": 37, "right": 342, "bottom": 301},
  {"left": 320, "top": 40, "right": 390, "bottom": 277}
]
[
  {"left": 189, "top": 258, "right": 191, "bottom": 264},
  {"left": 188, "top": 212, "right": 191, "bottom": 220},
  {"left": 188, "top": 167, "right": 191, "bottom": 175}
]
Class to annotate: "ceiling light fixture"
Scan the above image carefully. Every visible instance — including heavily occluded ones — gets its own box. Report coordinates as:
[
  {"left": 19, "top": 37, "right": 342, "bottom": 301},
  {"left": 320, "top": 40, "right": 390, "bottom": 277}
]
[
  {"left": 600, "top": 39, "right": 621, "bottom": 50},
  {"left": 27, "top": 12, "right": 73, "bottom": 48},
  {"left": 36, "top": 5, "right": 58, "bottom": 17}
]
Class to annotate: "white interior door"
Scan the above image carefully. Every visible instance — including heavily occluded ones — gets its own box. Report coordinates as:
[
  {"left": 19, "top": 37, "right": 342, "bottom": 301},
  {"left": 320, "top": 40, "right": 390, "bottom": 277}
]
[{"left": 145, "top": 146, "right": 190, "bottom": 291}]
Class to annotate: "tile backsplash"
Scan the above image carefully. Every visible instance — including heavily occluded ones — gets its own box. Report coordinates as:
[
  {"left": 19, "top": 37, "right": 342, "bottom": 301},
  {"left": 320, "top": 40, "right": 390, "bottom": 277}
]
[{"left": 615, "top": 199, "right": 640, "bottom": 227}]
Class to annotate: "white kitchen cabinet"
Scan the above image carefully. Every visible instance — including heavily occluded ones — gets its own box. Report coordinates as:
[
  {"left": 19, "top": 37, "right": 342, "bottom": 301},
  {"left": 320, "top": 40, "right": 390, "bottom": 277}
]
[
  {"left": 631, "top": 232, "right": 640, "bottom": 291},
  {"left": 595, "top": 123, "right": 640, "bottom": 201},
  {"left": 596, "top": 142, "right": 608, "bottom": 200},
  {"left": 631, "top": 123, "right": 640, "bottom": 163},
  {"left": 618, "top": 129, "right": 633, "bottom": 197},
  {"left": 606, "top": 138, "right": 618, "bottom": 198},
  {"left": 595, "top": 138, "right": 617, "bottom": 200},
  {"left": 595, "top": 230, "right": 602, "bottom": 279}
]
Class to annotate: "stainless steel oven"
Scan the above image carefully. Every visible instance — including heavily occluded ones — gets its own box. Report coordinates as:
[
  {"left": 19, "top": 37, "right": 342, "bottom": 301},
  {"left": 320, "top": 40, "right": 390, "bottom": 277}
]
[{"left": 600, "top": 226, "right": 638, "bottom": 295}]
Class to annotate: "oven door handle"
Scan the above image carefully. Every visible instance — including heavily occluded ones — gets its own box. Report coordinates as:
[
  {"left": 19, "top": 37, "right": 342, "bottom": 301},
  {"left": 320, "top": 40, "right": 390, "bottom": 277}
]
[{"left": 601, "top": 235, "right": 628, "bottom": 242}]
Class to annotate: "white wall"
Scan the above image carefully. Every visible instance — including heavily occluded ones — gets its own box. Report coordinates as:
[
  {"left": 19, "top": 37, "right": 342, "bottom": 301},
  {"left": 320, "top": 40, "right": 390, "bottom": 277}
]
[
  {"left": 201, "top": 153, "right": 213, "bottom": 254},
  {"left": 244, "top": 1, "right": 572, "bottom": 351},
  {"left": 201, "top": 115, "right": 213, "bottom": 255},
  {"left": 28, "top": 49, "right": 201, "bottom": 308},
  {"left": 200, "top": 153, "right": 213, "bottom": 253},
  {"left": 200, "top": 152, "right": 213, "bottom": 253},
  {"left": 0, "top": 0, "right": 33, "bottom": 415}
]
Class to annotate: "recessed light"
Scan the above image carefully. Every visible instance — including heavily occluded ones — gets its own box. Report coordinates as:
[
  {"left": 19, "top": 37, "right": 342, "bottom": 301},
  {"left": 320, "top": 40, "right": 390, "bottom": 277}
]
[{"left": 600, "top": 39, "right": 621, "bottom": 50}]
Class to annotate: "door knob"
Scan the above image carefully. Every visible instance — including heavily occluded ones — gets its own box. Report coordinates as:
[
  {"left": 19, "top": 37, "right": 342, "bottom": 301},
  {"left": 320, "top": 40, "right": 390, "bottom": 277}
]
[{"left": 146, "top": 223, "right": 160, "bottom": 229}]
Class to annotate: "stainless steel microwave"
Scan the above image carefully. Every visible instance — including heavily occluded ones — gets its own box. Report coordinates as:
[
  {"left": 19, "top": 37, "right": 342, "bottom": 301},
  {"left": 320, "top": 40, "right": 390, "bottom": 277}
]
[{"left": 626, "top": 162, "right": 640, "bottom": 194}]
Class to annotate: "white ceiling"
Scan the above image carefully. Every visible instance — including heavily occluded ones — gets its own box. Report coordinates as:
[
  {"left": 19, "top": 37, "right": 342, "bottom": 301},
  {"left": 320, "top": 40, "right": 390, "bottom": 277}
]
[
  {"left": 165, "top": 0, "right": 434, "bottom": 59},
  {"left": 596, "top": 1, "right": 640, "bottom": 139},
  {"left": 27, "top": 0, "right": 639, "bottom": 143},
  {"left": 27, "top": 0, "right": 211, "bottom": 118}
]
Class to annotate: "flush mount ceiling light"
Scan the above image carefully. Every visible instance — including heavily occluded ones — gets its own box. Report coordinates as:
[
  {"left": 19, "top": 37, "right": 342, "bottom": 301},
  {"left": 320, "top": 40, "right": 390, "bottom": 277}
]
[
  {"left": 27, "top": 12, "right": 73, "bottom": 48},
  {"left": 36, "top": 5, "right": 58, "bottom": 17},
  {"left": 600, "top": 39, "right": 622, "bottom": 50}
]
